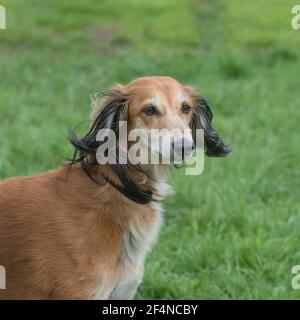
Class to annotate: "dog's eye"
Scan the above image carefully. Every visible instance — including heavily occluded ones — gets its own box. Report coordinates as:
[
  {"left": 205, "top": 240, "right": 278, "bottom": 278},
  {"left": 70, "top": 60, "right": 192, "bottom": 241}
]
[
  {"left": 181, "top": 104, "right": 191, "bottom": 114},
  {"left": 144, "top": 106, "right": 158, "bottom": 116}
]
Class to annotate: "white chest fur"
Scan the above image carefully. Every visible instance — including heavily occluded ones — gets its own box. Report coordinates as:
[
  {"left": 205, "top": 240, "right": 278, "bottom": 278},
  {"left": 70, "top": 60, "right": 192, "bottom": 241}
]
[
  {"left": 109, "top": 201, "right": 163, "bottom": 300},
  {"left": 123, "top": 201, "right": 163, "bottom": 266}
]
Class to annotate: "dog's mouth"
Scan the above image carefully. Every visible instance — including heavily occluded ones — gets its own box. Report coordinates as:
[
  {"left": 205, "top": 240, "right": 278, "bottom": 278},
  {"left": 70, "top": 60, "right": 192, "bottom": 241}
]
[{"left": 144, "top": 146, "right": 194, "bottom": 165}]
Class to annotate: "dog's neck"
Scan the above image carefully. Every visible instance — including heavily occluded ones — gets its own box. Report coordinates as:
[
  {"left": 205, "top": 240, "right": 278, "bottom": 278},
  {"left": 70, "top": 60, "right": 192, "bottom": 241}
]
[
  {"left": 141, "top": 164, "right": 174, "bottom": 199},
  {"left": 95, "top": 163, "right": 173, "bottom": 204}
]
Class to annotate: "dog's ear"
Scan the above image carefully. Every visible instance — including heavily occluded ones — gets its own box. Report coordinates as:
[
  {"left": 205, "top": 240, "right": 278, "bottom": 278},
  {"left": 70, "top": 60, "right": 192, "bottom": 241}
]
[
  {"left": 69, "top": 87, "right": 153, "bottom": 204},
  {"left": 70, "top": 85, "right": 128, "bottom": 157},
  {"left": 188, "top": 90, "right": 231, "bottom": 157}
]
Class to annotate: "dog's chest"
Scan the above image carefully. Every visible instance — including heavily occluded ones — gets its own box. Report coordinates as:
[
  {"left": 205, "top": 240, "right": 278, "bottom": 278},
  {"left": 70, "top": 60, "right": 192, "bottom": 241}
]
[
  {"left": 90, "top": 201, "right": 163, "bottom": 300},
  {"left": 109, "top": 201, "right": 163, "bottom": 299},
  {"left": 122, "top": 201, "right": 163, "bottom": 266}
]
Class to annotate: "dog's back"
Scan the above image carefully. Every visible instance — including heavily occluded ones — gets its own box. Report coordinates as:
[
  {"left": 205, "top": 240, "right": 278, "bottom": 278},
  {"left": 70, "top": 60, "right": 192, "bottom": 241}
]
[
  {"left": 0, "top": 167, "right": 119, "bottom": 299},
  {"left": 0, "top": 165, "right": 159, "bottom": 299}
]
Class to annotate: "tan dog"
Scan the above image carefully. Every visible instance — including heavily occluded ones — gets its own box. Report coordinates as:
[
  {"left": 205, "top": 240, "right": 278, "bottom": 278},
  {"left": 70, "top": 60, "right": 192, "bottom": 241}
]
[{"left": 0, "top": 76, "right": 230, "bottom": 299}]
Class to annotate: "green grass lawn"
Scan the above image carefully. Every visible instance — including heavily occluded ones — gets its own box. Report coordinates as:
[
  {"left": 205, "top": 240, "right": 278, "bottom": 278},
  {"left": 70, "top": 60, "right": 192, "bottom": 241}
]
[{"left": 1, "top": 0, "right": 300, "bottom": 299}]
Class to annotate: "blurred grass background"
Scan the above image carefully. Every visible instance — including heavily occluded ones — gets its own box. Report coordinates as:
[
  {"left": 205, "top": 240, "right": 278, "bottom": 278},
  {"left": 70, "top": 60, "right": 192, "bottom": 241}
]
[{"left": 0, "top": 0, "right": 300, "bottom": 299}]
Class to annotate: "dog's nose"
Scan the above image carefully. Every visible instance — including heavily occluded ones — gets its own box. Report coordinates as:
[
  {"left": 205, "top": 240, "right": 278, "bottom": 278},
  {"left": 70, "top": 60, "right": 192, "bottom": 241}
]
[{"left": 172, "top": 138, "right": 195, "bottom": 160}]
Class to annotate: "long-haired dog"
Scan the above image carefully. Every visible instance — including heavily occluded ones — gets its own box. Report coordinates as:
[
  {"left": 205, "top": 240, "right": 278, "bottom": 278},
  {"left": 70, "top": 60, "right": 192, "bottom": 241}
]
[{"left": 0, "top": 76, "right": 230, "bottom": 299}]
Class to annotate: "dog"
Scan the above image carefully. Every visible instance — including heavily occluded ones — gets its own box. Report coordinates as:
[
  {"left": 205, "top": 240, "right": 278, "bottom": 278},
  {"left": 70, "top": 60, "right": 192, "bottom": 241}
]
[{"left": 0, "top": 76, "right": 230, "bottom": 299}]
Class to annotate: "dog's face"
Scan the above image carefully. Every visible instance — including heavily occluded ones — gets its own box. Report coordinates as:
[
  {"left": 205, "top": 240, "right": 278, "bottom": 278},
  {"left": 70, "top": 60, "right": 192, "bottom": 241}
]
[
  {"left": 125, "top": 77, "right": 195, "bottom": 163},
  {"left": 72, "top": 76, "right": 230, "bottom": 168}
]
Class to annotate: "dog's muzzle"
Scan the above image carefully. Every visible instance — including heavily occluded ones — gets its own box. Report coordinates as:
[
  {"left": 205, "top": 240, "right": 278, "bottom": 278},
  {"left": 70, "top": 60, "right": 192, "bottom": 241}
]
[{"left": 172, "top": 138, "right": 195, "bottom": 160}]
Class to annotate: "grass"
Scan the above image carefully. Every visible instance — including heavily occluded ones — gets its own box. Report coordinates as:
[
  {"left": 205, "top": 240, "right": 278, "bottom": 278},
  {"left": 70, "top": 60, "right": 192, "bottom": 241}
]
[{"left": 0, "top": 0, "right": 300, "bottom": 299}]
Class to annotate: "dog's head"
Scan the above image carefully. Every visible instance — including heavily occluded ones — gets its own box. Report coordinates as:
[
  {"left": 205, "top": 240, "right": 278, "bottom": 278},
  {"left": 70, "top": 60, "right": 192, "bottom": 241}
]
[
  {"left": 70, "top": 76, "right": 231, "bottom": 202},
  {"left": 72, "top": 76, "right": 230, "bottom": 162}
]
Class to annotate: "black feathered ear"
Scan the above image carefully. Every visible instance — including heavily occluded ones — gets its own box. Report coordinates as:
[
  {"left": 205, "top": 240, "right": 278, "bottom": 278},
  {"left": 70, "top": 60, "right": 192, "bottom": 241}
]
[
  {"left": 190, "top": 94, "right": 231, "bottom": 157},
  {"left": 69, "top": 88, "right": 154, "bottom": 204},
  {"left": 69, "top": 88, "right": 128, "bottom": 160}
]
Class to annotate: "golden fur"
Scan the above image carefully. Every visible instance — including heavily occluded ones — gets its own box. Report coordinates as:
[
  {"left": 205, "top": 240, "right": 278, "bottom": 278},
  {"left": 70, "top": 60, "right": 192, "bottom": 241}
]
[{"left": 0, "top": 76, "right": 230, "bottom": 299}]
